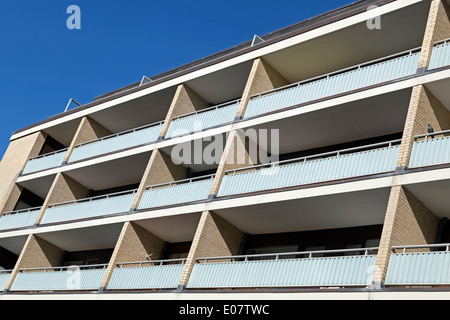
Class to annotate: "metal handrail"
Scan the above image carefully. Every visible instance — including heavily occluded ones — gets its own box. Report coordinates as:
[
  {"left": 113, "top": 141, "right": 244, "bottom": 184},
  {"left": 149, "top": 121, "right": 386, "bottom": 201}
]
[
  {"left": 225, "top": 139, "right": 402, "bottom": 175},
  {"left": 250, "top": 46, "right": 422, "bottom": 100},
  {"left": 145, "top": 174, "right": 216, "bottom": 191},
  {"left": 171, "top": 99, "right": 241, "bottom": 121},
  {"left": 415, "top": 129, "right": 450, "bottom": 141},
  {"left": 0, "top": 270, "right": 13, "bottom": 275},
  {"left": 434, "top": 37, "right": 450, "bottom": 47},
  {"left": 116, "top": 259, "right": 187, "bottom": 268},
  {"left": 74, "top": 120, "right": 164, "bottom": 148},
  {"left": 19, "top": 264, "right": 108, "bottom": 273},
  {"left": 1, "top": 206, "right": 42, "bottom": 218},
  {"left": 48, "top": 189, "right": 137, "bottom": 209},
  {"left": 392, "top": 244, "right": 450, "bottom": 254},
  {"left": 28, "top": 148, "right": 69, "bottom": 162},
  {"left": 196, "top": 247, "right": 379, "bottom": 263}
]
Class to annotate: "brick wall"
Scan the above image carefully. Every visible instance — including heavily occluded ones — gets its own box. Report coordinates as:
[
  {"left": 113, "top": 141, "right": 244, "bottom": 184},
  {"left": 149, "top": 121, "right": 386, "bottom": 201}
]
[
  {"left": 418, "top": 0, "right": 450, "bottom": 69},
  {"left": 100, "top": 221, "right": 165, "bottom": 288},
  {"left": 64, "top": 116, "right": 112, "bottom": 162},
  {"left": 178, "top": 211, "right": 244, "bottom": 287},
  {"left": 372, "top": 186, "right": 439, "bottom": 285},
  {"left": 35, "top": 173, "right": 90, "bottom": 224},
  {"left": 0, "top": 132, "right": 46, "bottom": 213},
  {"left": 1, "top": 185, "right": 23, "bottom": 214},
  {"left": 131, "top": 150, "right": 187, "bottom": 208},
  {"left": 159, "top": 84, "right": 209, "bottom": 138},
  {"left": 235, "top": 58, "right": 289, "bottom": 119},
  {"left": 5, "top": 235, "right": 64, "bottom": 290},
  {"left": 397, "top": 85, "right": 450, "bottom": 167}
]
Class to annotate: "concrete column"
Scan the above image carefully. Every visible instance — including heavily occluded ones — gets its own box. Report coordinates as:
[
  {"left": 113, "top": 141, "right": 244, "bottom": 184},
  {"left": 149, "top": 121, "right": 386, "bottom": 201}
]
[
  {"left": 178, "top": 211, "right": 244, "bottom": 289},
  {"left": 159, "top": 84, "right": 209, "bottom": 139},
  {"left": 99, "top": 221, "right": 165, "bottom": 291}
]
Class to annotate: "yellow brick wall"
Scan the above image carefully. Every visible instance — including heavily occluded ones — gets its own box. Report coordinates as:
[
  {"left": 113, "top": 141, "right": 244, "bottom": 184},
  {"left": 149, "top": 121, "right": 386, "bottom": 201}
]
[
  {"left": 372, "top": 186, "right": 439, "bottom": 285},
  {"left": 5, "top": 235, "right": 64, "bottom": 290},
  {"left": 159, "top": 84, "right": 209, "bottom": 138},
  {"left": 100, "top": 221, "right": 165, "bottom": 288},
  {"left": 179, "top": 211, "right": 244, "bottom": 287},
  {"left": 397, "top": 85, "right": 450, "bottom": 167},
  {"left": 0, "top": 132, "right": 46, "bottom": 213},
  {"left": 236, "top": 58, "right": 289, "bottom": 118}
]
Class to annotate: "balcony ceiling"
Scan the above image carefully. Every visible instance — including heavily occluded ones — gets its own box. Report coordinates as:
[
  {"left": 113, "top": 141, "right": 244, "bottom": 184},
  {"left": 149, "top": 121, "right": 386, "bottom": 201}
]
[
  {"left": 407, "top": 179, "right": 450, "bottom": 218},
  {"left": 37, "top": 224, "right": 123, "bottom": 252},
  {"left": 18, "top": 173, "right": 56, "bottom": 200},
  {"left": 251, "top": 88, "right": 412, "bottom": 156},
  {"left": 213, "top": 187, "right": 391, "bottom": 235},
  {"left": 64, "top": 151, "right": 152, "bottom": 191},
  {"left": 425, "top": 77, "right": 450, "bottom": 113},
  {"left": 264, "top": 0, "right": 430, "bottom": 84},
  {"left": 0, "top": 236, "right": 28, "bottom": 256}
]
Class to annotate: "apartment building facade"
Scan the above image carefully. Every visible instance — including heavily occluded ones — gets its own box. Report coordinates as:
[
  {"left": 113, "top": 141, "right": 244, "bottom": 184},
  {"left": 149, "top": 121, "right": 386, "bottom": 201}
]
[{"left": 0, "top": 0, "right": 449, "bottom": 300}]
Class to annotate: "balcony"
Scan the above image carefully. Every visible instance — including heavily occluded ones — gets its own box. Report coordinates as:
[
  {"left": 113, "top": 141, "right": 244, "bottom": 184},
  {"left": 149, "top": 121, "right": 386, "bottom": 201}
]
[
  {"left": 0, "top": 270, "right": 12, "bottom": 291},
  {"left": 409, "top": 130, "right": 450, "bottom": 169},
  {"left": 429, "top": 40, "right": 450, "bottom": 71},
  {"left": 137, "top": 175, "right": 214, "bottom": 210},
  {"left": 165, "top": 100, "right": 240, "bottom": 139},
  {"left": 187, "top": 248, "right": 378, "bottom": 289},
  {"left": 385, "top": 244, "right": 450, "bottom": 286},
  {"left": 217, "top": 140, "right": 400, "bottom": 197},
  {"left": 107, "top": 259, "right": 186, "bottom": 290},
  {"left": 10, "top": 265, "right": 107, "bottom": 292},
  {"left": 22, "top": 149, "right": 68, "bottom": 175},
  {"left": 244, "top": 48, "right": 421, "bottom": 119},
  {"left": 40, "top": 190, "right": 136, "bottom": 225},
  {"left": 0, "top": 207, "right": 41, "bottom": 231},
  {"left": 69, "top": 122, "right": 163, "bottom": 163}
]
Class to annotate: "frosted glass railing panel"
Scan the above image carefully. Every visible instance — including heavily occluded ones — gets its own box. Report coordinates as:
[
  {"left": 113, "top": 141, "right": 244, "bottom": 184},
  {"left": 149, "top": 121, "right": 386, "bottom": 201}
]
[
  {"left": 11, "top": 268, "right": 106, "bottom": 291},
  {"left": 187, "top": 256, "right": 376, "bottom": 288},
  {"left": 166, "top": 102, "right": 239, "bottom": 138},
  {"left": 0, "top": 208, "right": 40, "bottom": 231},
  {"left": 429, "top": 42, "right": 450, "bottom": 70},
  {"left": 22, "top": 150, "right": 67, "bottom": 175},
  {"left": 0, "top": 272, "right": 11, "bottom": 291},
  {"left": 69, "top": 123, "right": 163, "bottom": 162},
  {"left": 41, "top": 192, "right": 135, "bottom": 225},
  {"left": 138, "top": 177, "right": 213, "bottom": 210},
  {"left": 386, "top": 251, "right": 450, "bottom": 285},
  {"left": 244, "top": 52, "right": 420, "bottom": 118},
  {"left": 409, "top": 136, "right": 450, "bottom": 168},
  {"left": 108, "top": 264, "right": 184, "bottom": 290},
  {"left": 218, "top": 145, "right": 399, "bottom": 197}
]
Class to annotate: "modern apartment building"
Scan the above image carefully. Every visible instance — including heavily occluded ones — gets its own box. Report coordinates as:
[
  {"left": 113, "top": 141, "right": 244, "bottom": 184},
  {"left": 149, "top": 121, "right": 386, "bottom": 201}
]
[{"left": 0, "top": 0, "right": 449, "bottom": 300}]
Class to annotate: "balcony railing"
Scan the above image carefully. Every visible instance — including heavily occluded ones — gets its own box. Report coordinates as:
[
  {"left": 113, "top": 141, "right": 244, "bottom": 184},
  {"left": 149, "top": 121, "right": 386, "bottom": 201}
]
[
  {"left": 166, "top": 100, "right": 240, "bottom": 139},
  {"left": 40, "top": 190, "right": 136, "bottom": 225},
  {"left": 409, "top": 130, "right": 450, "bottom": 168},
  {"left": 11, "top": 265, "right": 107, "bottom": 292},
  {"left": 69, "top": 121, "right": 164, "bottom": 163},
  {"left": 107, "top": 259, "right": 186, "bottom": 290},
  {"left": 217, "top": 140, "right": 401, "bottom": 197},
  {"left": 429, "top": 39, "right": 450, "bottom": 70},
  {"left": 0, "top": 270, "right": 12, "bottom": 291},
  {"left": 22, "top": 149, "right": 68, "bottom": 175},
  {"left": 0, "top": 207, "right": 41, "bottom": 231},
  {"left": 137, "top": 175, "right": 214, "bottom": 210},
  {"left": 244, "top": 48, "right": 421, "bottom": 119},
  {"left": 385, "top": 244, "right": 450, "bottom": 286},
  {"left": 186, "top": 248, "right": 378, "bottom": 289}
]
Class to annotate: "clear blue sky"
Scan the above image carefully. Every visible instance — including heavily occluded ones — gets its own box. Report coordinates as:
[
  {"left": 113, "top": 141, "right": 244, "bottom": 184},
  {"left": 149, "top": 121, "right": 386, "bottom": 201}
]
[{"left": 0, "top": 0, "right": 354, "bottom": 158}]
